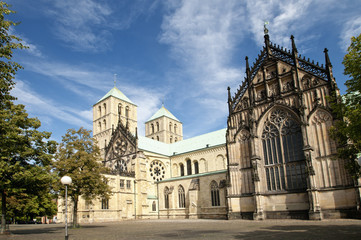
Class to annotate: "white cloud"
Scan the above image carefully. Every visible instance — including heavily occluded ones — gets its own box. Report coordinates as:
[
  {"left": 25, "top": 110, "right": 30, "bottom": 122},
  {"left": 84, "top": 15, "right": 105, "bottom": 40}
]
[
  {"left": 160, "top": 0, "right": 244, "bottom": 133},
  {"left": 244, "top": 0, "right": 318, "bottom": 48},
  {"left": 11, "top": 80, "right": 92, "bottom": 129},
  {"left": 46, "top": 0, "right": 159, "bottom": 52},
  {"left": 125, "top": 87, "right": 164, "bottom": 136},
  {"left": 8, "top": 28, "right": 43, "bottom": 57},
  {"left": 47, "top": 0, "right": 113, "bottom": 52},
  {"left": 340, "top": 16, "right": 361, "bottom": 51},
  {"left": 20, "top": 58, "right": 164, "bottom": 136}
]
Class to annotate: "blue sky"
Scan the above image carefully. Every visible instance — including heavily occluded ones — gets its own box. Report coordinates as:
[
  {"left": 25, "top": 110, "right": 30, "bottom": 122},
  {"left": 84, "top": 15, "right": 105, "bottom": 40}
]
[{"left": 7, "top": 0, "right": 361, "bottom": 142}]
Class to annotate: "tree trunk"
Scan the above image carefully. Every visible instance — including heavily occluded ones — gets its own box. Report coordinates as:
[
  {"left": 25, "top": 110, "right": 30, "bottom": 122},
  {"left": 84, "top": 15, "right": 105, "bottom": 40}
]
[
  {"left": 1, "top": 190, "right": 7, "bottom": 234},
  {"left": 72, "top": 198, "right": 79, "bottom": 228}
]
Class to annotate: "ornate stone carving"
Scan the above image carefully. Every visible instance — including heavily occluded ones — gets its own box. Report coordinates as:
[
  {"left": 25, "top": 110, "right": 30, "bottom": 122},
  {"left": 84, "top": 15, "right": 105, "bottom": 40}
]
[
  {"left": 312, "top": 111, "right": 331, "bottom": 125},
  {"left": 149, "top": 160, "right": 165, "bottom": 181}
]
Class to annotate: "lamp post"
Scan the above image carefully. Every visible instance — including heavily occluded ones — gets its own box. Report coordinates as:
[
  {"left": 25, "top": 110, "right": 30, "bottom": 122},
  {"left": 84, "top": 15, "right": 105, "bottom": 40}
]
[{"left": 61, "top": 176, "right": 72, "bottom": 240}]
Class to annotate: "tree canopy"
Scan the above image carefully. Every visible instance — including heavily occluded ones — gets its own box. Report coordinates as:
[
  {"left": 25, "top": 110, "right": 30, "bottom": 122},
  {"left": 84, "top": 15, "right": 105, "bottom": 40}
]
[
  {"left": 0, "top": 1, "right": 26, "bottom": 104},
  {"left": 330, "top": 33, "right": 361, "bottom": 179},
  {"left": 0, "top": 2, "right": 57, "bottom": 233},
  {"left": 54, "top": 128, "right": 111, "bottom": 228}
]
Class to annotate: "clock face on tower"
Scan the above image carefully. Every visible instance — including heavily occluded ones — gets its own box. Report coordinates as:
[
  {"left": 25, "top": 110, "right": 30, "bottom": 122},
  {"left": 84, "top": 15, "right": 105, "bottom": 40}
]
[{"left": 149, "top": 160, "right": 165, "bottom": 181}]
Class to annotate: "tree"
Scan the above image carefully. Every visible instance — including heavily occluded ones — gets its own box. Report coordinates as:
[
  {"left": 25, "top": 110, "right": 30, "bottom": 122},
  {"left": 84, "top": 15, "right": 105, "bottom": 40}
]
[
  {"left": 54, "top": 128, "right": 111, "bottom": 228},
  {"left": 0, "top": 2, "right": 56, "bottom": 234},
  {"left": 0, "top": 1, "right": 26, "bottom": 105},
  {"left": 0, "top": 101, "right": 58, "bottom": 233},
  {"left": 330, "top": 33, "right": 361, "bottom": 179}
]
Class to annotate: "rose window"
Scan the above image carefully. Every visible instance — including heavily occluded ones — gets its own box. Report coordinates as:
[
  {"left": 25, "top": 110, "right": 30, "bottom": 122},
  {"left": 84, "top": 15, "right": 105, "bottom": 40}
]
[
  {"left": 114, "top": 138, "right": 127, "bottom": 157},
  {"left": 149, "top": 161, "right": 165, "bottom": 181},
  {"left": 115, "top": 159, "right": 127, "bottom": 172}
]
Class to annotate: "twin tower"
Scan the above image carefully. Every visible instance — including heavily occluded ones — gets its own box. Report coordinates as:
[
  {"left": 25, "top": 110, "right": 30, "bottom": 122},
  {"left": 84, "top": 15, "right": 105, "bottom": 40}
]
[{"left": 92, "top": 86, "right": 183, "bottom": 155}]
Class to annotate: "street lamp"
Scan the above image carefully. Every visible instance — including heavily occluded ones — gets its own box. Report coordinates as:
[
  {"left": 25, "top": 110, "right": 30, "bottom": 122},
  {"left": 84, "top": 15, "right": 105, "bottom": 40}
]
[{"left": 61, "top": 176, "right": 72, "bottom": 240}]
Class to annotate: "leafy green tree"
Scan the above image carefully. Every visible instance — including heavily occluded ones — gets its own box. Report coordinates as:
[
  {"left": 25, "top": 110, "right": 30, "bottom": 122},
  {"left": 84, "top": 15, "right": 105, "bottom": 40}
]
[
  {"left": 0, "top": 1, "right": 26, "bottom": 105},
  {"left": 330, "top": 33, "right": 361, "bottom": 179},
  {"left": 0, "top": 101, "right": 58, "bottom": 232},
  {"left": 0, "top": 2, "right": 56, "bottom": 234},
  {"left": 54, "top": 128, "right": 111, "bottom": 228}
]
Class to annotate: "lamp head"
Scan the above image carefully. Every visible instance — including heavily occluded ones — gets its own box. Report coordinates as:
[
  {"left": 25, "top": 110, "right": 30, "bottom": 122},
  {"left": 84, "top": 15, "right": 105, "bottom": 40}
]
[{"left": 61, "top": 176, "right": 72, "bottom": 185}]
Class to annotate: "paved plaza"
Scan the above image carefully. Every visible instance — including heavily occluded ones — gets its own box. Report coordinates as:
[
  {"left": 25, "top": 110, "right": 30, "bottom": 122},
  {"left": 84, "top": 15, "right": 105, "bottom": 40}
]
[{"left": 1, "top": 219, "right": 361, "bottom": 240}]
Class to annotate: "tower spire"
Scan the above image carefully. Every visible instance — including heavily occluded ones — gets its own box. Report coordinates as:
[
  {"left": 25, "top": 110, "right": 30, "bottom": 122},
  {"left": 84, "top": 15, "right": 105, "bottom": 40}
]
[
  {"left": 291, "top": 35, "right": 298, "bottom": 53},
  {"left": 264, "top": 21, "right": 271, "bottom": 55}
]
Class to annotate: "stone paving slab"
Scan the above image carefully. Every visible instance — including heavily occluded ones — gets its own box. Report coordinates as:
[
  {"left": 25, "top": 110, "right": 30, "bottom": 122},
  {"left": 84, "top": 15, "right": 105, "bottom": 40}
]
[{"left": 1, "top": 219, "right": 361, "bottom": 240}]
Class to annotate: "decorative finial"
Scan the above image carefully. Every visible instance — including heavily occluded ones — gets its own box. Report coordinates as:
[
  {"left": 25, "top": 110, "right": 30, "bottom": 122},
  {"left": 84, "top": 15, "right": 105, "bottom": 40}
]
[
  {"left": 114, "top": 74, "right": 117, "bottom": 87},
  {"left": 264, "top": 21, "right": 269, "bottom": 35},
  {"left": 290, "top": 35, "right": 298, "bottom": 53}
]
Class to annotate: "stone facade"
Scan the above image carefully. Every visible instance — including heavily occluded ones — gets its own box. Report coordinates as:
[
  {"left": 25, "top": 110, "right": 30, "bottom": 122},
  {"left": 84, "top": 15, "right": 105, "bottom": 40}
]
[
  {"left": 226, "top": 33, "right": 361, "bottom": 220},
  {"left": 57, "top": 33, "right": 361, "bottom": 223},
  {"left": 57, "top": 87, "right": 228, "bottom": 223}
]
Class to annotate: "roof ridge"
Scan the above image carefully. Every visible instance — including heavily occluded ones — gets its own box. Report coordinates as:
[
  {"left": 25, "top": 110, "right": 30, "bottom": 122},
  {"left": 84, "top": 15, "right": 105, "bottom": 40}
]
[
  {"left": 96, "top": 86, "right": 135, "bottom": 105},
  {"left": 146, "top": 105, "right": 180, "bottom": 122}
]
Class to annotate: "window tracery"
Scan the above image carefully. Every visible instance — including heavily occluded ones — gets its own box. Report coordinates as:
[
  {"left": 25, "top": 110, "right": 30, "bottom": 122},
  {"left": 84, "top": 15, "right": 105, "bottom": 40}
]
[
  {"left": 210, "top": 181, "right": 220, "bottom": 206},
  {"left": 261, "top": 109, "right": 306, "bottom": 191},
  {"left": 164, "top": 187, "right": 170, "bottom": 209},
  {"left": 149, "top": 160, "right": 165, "bottom": 181},
  {"left": 178, "top": 185, "right": 185, "bottom": 208}
]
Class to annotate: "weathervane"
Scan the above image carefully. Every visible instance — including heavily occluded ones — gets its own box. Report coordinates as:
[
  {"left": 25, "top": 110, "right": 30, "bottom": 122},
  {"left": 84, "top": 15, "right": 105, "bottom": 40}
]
[
  {"left": 264, "top": 21, "right": 269, "bottom": 35},
  {"left": 114, "top": 73, "right": 117, "bottom": 87}
]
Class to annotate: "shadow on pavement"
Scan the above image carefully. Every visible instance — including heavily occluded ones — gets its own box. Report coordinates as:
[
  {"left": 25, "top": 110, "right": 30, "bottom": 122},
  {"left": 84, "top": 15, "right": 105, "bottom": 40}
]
[{"left": 233, "top": 224, "right": 361, "bottom": 239}]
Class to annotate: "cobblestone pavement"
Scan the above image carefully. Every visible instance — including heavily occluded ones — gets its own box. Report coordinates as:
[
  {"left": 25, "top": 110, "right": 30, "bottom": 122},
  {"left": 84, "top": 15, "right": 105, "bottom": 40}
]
[{"left": 1, "top": 219, "right": 361, "bottom": 240}]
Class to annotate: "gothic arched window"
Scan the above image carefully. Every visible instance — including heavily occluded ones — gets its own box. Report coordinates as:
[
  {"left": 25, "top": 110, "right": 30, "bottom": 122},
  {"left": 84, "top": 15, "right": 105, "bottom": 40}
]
[
  {"left": 180, "top": 163, "right": 184, "bottom": 176},
  {"left": 118, "top": 103, "right": 122, "bottom": 116},
  {"left": 170, "top": 136, "right": 173, "bottom": 143},
  {"left": 151, "top": 124, "right": 154, "bottom": 134},
  {"left": 156, "top": 122, "right": 159, "bottom": 132},
  {"left": 186, "top": 159, "right": 192, "bottom": 175},
  {"left": 103, "top": 119, "right": 106, "bottom": 129},
  {"left": 194, "top": 161, "right": 199, "bottom": 174},
  {"left": 174, "top": 124, "right": 177, "bottom": 134},
  {"left": 103, "top": 103, "right": 106, "bottom": 114},
  {"left": 169, "top": 122, "right": 172, "bottom": 132},
  {"left": 210, "top": 181, "right": 220, "bottom": 206},
  {"left": 261, "top": 109, "right": 307, "bottom": 192},
  {"left": 152, "top": 201, "right": 156, "bottom": 211},
  {"left": 178, "top": 185, "right": 185, "bottom": 208},
  {"left": 164, "top": 187, "right": 170, "bottom": 209},
  {"left": 98, "top": 106, "right": 102, "bottom": 116}
]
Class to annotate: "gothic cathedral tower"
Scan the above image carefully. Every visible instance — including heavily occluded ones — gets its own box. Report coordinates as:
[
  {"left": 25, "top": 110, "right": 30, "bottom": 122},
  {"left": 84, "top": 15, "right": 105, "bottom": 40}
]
[
  {"left": 93, "top": 86, "right": 137, "bottom": 157},
  {"left": 145, "top": 105, "right": 183, "bottom": 143}
]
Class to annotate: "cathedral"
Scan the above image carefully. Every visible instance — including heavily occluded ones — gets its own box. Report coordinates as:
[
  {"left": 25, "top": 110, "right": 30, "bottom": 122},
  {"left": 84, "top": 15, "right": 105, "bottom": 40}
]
[{"left": 57, "top": 32, "right": 361, "bottom": 223}]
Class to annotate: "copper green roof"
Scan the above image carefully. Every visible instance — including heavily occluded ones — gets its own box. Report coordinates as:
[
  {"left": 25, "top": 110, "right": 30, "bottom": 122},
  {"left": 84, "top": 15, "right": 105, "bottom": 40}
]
[
  {"left": 138, "top": 128, "right": 226, "bottom": 156},
  {"left": 146, "top": 106, "right": 180, "bottom": 122},
  {"left": 96, "top": 86, "right": 135, "bottom": 105}
]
